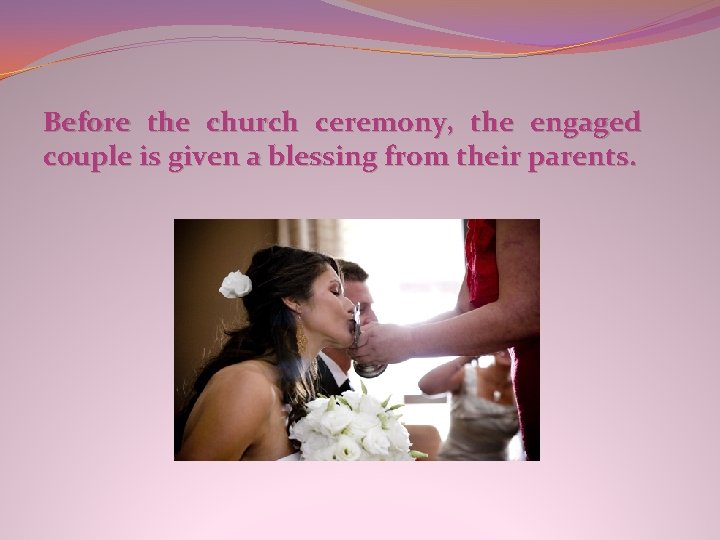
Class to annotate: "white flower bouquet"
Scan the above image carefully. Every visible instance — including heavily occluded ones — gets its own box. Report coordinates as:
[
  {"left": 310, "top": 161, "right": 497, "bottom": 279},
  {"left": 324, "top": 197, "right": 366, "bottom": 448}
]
[{"left": 289, "top": 382, "right": 427, "bottom": 461}]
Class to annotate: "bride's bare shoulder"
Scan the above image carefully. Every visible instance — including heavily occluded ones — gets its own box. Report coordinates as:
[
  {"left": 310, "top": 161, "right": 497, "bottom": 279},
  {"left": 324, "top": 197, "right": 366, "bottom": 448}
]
[
  {"left": 208, "top": 360, "right": 277, "bottom": 401},
  {"left": 178, "top": 360, "right": 279, "bottom": 460}
]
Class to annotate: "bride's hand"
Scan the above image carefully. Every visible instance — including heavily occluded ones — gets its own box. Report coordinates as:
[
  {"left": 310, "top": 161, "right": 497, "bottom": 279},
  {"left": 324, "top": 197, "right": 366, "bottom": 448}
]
[{"left": 351, "top": 323, "right": 414, "bottom": 365}]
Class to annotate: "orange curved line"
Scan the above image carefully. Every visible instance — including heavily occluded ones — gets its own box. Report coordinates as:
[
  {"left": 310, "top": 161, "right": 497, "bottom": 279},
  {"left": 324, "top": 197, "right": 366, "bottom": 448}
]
[{"left": 1, "top": 4, "right": 717, "bottom": 81}]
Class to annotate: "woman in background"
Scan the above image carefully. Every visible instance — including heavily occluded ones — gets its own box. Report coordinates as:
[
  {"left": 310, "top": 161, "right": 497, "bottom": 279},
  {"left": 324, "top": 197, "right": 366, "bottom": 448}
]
[
  {"left": 419, "top": 349, "right": 519, "bottom": 460},
  {"left": 175, "top": 245, "right": 355, "bottom": 461}
]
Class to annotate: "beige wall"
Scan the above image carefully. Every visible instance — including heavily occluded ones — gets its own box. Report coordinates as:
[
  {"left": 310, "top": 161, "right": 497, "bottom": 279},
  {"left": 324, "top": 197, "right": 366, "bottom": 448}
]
[{"left": 174, "top": 219, "right": 277, "bottom": 412}]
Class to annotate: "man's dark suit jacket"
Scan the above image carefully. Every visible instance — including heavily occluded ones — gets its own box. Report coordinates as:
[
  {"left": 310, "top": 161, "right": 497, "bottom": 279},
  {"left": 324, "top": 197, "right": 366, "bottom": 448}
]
[{"left": 316, "top": 356, "right": 352, "bottom": 396}]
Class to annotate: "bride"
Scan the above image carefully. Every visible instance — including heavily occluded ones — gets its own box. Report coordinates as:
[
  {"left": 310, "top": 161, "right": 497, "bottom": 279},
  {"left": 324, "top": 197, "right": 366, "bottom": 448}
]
[{"left": 175, "top": 245, "right": 356, "bottom": 460}]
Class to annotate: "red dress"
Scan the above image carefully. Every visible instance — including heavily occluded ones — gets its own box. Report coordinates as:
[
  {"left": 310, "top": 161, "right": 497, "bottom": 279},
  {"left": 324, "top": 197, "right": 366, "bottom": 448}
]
[{"left": 465, "top": 219, "right": 540, "bottom": 460}]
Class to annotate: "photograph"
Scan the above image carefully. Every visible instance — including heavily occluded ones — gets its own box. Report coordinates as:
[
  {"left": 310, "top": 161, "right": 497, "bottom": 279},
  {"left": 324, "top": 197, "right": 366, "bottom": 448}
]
[{"left": 174, "top": 219, "right": 539, "bottom": 461}]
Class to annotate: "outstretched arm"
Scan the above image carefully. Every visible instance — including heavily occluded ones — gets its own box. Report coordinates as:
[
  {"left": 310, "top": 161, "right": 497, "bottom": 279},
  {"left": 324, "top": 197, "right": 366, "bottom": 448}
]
[{"left": 354, "top": 220, "right": 539, "bottom": 364}]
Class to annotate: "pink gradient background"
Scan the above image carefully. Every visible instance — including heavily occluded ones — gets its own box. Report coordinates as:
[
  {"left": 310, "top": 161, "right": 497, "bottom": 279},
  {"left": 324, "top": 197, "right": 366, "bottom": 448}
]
[{"left": 1, "top": 24, "right": 719, "bottom": 539}]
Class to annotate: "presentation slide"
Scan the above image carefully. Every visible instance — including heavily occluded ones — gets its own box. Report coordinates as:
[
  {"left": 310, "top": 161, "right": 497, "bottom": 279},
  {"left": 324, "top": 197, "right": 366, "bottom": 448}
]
[{"left": 2, "top": 2, "right": 719, "bottom": 538}]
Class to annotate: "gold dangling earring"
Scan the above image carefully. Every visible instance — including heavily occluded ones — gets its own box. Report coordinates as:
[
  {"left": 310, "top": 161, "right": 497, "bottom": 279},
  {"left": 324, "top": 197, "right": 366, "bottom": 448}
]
[{"left": 296, "top": 317, "right": 307, "bottom": 357}]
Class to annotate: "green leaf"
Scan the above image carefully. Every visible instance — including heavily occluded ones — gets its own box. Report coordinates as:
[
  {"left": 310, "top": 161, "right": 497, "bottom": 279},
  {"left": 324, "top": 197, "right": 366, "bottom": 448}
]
[
  {"left": 360, "top": 380, "right": 368, "bottom": 395},
  {"left": 337, "top": 396, "right": 351, "bottom": 409},
  {"left": 381, "top": 395, "right": 391, "bottom": 408},
  {"left": 410, "top": 450, "right": 429, "bottom": 459},
  {"left": 386, "top": 403, "right": 404, "bottom": 411}
]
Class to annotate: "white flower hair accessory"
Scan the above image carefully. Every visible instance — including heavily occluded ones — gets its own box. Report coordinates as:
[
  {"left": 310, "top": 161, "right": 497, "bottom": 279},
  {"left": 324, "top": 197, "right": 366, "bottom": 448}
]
[{"left": 219, "top": 270, "right": 252, "bottom": 298}]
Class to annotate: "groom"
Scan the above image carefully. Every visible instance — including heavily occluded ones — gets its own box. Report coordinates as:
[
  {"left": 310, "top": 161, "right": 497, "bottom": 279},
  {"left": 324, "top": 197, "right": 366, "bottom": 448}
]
[
  {"left": 317, "top": 259, "right": 441, "bottom": 460},
  {"left": 317, "top": 260, "right": 376, "bottom": 395}
]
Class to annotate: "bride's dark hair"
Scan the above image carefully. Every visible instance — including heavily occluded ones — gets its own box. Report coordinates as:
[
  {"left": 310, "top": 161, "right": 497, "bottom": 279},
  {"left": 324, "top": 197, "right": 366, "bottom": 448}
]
[{"left": 175, "top": 245, "right": 340, "bottom": 454}]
